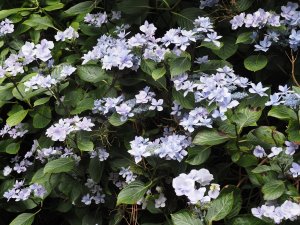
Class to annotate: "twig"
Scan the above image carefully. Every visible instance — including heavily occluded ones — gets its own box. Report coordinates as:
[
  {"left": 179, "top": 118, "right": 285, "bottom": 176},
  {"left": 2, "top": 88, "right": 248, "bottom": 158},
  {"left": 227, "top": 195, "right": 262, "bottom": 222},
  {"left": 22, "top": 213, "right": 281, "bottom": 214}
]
[{"left": 285, "top": 50, "right": 300, "bottom": 87}]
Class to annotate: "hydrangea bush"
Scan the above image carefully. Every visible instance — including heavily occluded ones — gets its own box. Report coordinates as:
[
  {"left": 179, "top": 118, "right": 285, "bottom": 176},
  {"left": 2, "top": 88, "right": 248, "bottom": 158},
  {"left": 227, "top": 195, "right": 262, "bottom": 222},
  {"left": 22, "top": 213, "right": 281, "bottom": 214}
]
[{"left": 1, "top": 0, "right": 300, "bottom": 224}]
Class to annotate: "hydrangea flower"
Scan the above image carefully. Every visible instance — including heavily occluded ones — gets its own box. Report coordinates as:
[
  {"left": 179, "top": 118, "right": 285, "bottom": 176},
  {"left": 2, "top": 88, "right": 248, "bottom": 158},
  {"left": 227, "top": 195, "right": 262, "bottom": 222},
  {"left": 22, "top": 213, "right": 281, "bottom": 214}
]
[
  {"left": 253, "top": 145, "right": 267, "bottom": 158},
  {"left": 55, "top": 26, "right": 79, "bottom": 41},
  {"left": 172, "top": 169, "right": 219, "bottom": 204},
  {"left": 290, "top": 162, "right": 300, "bottom": 177},
  {"left": 46, "top": 116, "right": 94, "bottom": 142},
  {"left": 0, "top": 19, "right": 14, "bottom": 36}
]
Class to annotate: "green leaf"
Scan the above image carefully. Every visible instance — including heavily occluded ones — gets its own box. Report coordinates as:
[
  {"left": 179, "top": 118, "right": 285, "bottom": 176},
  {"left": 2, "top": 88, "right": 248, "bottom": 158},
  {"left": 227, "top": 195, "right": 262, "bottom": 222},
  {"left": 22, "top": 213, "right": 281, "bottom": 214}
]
[
  {"left": 33, "top": 106, "right": 51, "bottom": 128},
  {"left": 108, "top": 113, "right": 126, "bottom": 127},
  {"left": 212, "top": 37, "right": 238, "bottom": 60},
  {"left": 88, "top": 158, "right": 104, "bottom": 183},
  {"left": 197, "top": 60, "right": 232, "bottom": 73},
  {"left": 7, "top": 109, "right": 28, "bottom": 127},
  {"left": 44, "top": 158, "right": 75, "bottom": 174},
  {"left": 193, "top": 129, "right": 231, "bottom": 146},
  {"left": 152, "top": 67, "right": 166, "bottom": 80},
  {"left": 64, "top": 1, "right": 94, "bottom": 15},
  {"left": 70, "top": 97, "right": 94, "bottom": 114},
  {"left": 268, "top": 105, "right": 297, "bottom": 121},
  {"left": 201, "top": 41, "right": 223, "bottom": 50},
  {"left": 231, "top": 107, "right": 262, "bottom": 134},
  {"left": 43, "top": 3, "right": 64, "bottom": 11},
  {"left": 236, "top": 0, "right": 255, "bottom": 12},
  {"left": 236, "top": 154, "right": 258, "bottom": 168},
  {"left": 77, "top": 65, "right": 110, "bottom": 83},
  {"left": 247, "top": 126, "right": 286, "bottom": 149},
  {"left": 117, "top": 181, "right": 150, "bottom": 205},
  {"left": 141, "top": 59, "right": 157, "bottom": 75},
  {"left": 6, "top": 142, "right": 20, "bottom": 154},
  {"left": 169, "top": 56, "right": 191, "bottom": 77},
  {"left": 77, "top": 131, "right": 94, "bottom": 151},
  {"left": 33, "top": 97, "right": 50, "bottom": 107},
  {"left": 236, "top": 32, "right": 253, "bottom": 44},
  {"left": 9, "top": 213, "right": 35, "bottom": 225},
  {"left": 252, "top": 165, "right": 272, "bottom": 173},
  {"left": 220, "top": 186, "right": 242, "bottom": 219},
  {"left": 262, "top": 180, "right": 285, "bottom": 200},
  {"left": 185, "top": 146, "right": 211, "bottom": 165},
  {"left": 117, "top": 0, "right": 149, "bottom": 15},
  {"left": 171, "top": 210, "right": 203, "bottom": 225},
  {"left": 244, "top": 55, "right": 268, "bottom": 72},
  {"left": 23, "top": 14, "right": 55, "bottom": 30},
  {"left": 230, "top": 214, "right": 270, "bottom": 225},
  {"left": 0, "top": 8, "right": 35, "bottom": 20},
  {"left": 206, "top": 192, "right": 234, "bottom": 223},
  {"left": 172, "top": 89, "right": 195, "bottom": 109}
]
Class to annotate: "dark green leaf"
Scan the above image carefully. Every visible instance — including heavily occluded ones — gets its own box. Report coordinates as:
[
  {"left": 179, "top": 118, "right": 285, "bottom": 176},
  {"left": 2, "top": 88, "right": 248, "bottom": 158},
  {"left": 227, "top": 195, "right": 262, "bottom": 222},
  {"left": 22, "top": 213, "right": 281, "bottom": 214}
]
[
  {"left": 172, "top": 89, "right": 195, "bottom": 109},
  {"left": 244, "top": 55, "right": 268, "bottom": 72},
  {"left": 9, "top": 213, "right": 35, "bottom": 225},
  {"left": 77, "top": 65, "right": 110, "bottom": 83},
  {"left": 236, "top": 32, "right": 253, "bottom": 44},
  {"left": 117, "top": 181, "right": 150, "bottom": 205},
  {"left": 23, "top": 14, "right": 55, "bottom": 30},
  {"left": 0, "top": 8, "right": 34, "bottom": 20},
  {"left": 169, "top": 56, "right": 191, "bottom": 77},
  {"left": 64, "top": 1, "right": 94, "bottom": 15},
  {"left": 7, "top": 109, "right": 28, "bottom": 127},
  {"left": 185, "top": 146, "right": 211, "bottom": 165},
  {"left": 117, "top": 0, "right": 149, "bottom": 15},
  {"left": 171, "top": 210, "right": 203, "bottom": 225},
  {"left": 193, "top": 129, "right": 231, "bottom": 146},
  {"left": 33, "top": 106, "right": 51, "bottom": 128},
  {"left": 44, "top": 158, "right": 75, "bottom": 174},
  {"left": 268, "top": 105, "right": 297, "bottom": 121},
  {"left": 262, "top": 180, "right": 285, "bottom": 200},
  {"left": 206, "top": 192, "right": 234, "bottom": 223}
]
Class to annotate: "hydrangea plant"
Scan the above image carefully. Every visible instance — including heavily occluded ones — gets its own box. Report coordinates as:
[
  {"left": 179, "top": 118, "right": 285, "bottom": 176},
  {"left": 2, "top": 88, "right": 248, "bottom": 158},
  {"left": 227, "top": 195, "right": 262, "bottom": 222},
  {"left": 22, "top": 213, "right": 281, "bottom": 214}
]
[{"left": 0, "top": 0, "right": 300, "bottom": 225}]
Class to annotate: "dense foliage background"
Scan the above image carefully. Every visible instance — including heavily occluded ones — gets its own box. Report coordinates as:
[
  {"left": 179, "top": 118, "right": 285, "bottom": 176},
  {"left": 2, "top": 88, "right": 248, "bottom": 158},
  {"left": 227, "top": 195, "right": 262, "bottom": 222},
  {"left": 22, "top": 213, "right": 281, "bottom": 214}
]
[{"left": 1, "top": 0, "right": 300, "bottom": 224}]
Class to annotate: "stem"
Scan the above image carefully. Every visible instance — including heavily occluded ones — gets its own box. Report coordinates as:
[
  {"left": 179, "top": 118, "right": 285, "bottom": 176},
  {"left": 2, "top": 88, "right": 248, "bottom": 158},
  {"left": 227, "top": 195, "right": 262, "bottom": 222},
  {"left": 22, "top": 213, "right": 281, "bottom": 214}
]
[{"left": 285, "top": 50, "right": 300, "bottom": 87}]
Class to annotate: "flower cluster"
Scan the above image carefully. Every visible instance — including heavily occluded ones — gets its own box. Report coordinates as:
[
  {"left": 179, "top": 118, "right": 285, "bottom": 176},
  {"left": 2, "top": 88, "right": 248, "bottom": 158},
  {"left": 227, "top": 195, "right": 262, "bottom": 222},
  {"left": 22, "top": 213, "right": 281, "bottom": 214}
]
[
  {"left": 253, "top": 141, "right": 299, "bottom": 159},
  {"left": 0, "top": 39, "right": 53, "bottom": 78},
  {"left": 46, "top": 116, "right": 94, "bottom": 141},
  {"left": 55, "top": 26, "right": 79, "bottom": 42},
  {"left": 230, "top": 9, "right": 280, "bottom": 30},
  {"left": 265, "top": 85, "right": 300, "bottom": 108},
  {"left": 200, "top": 0, "right": 219, "bottom": 9},
  {"left": 83, "top": 17, "right": 221, "bottom": 70},
  {"left": 137, "top": 186, "right": 167, "bottom": 209},
  {"left": 4, "top": 180, "right": 46, "bottom": 201},
  {"left": 231, "top": 2, "right": 300, "bottom": 51},
  {"left": 90, "top": 148, "right": 109, "bottom": 161},
  {"left": 119, "top": 166, "right": 137, "bottom": 184},
  {"left": 171, "top": 66, "right": 267, "bottom": 132},
  {"left": 0, "top": 19, "right": 14, "bottom": 36},
  {"left": 3, "top": 140, "right": 81, "bottom": 177},
  {"left": 252, "top": 200, "right": 300, "bottom": 224},
  {"left": 109, "top": 172, "right": 126, "bottom": 189},
  {"left": 24, "top": 74, "right": 56, "bottom": 91},
  {"left": 81, "top": 178, "right": 105, "bottom": 205},
  {"left": 24, "top": 64, "right": 76, "bottom": 91},
  {"left": 93, "top": 86, "right": 163, "bottom": 121},
  {"left": 0, "top": 123, "right": 28, "bottom": 139},
  {"left": 290, "top": 162, "right": 300, "bottom": 178},
  {"left": 128, "top": 133, "right": 191, "bottom": 163},
  {"left": 172, "top": 169, "right": 220, "bottom": 204},
  {"left": 84, "top": 11, "right": 121, "bottom": 27}
]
